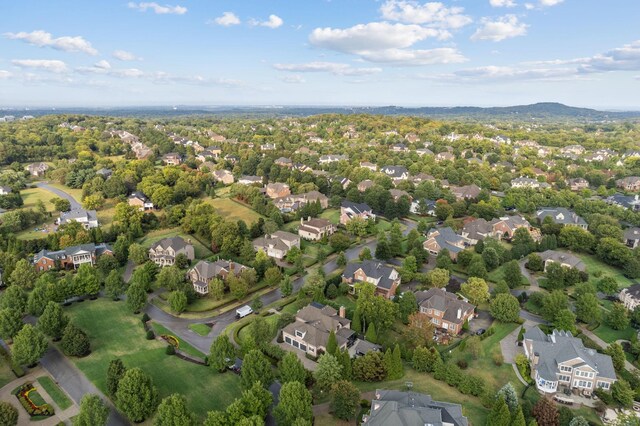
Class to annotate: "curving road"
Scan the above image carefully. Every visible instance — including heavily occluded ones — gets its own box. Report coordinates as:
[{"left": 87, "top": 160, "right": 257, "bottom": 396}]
[{"left": 36, "top": 182, "right": 81, "bottom": 210}]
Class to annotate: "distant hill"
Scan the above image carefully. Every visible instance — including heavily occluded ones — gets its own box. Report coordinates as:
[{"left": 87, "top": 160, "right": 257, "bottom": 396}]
[{"left": 3, "top": 102, "right": 640, "bottom": 120}]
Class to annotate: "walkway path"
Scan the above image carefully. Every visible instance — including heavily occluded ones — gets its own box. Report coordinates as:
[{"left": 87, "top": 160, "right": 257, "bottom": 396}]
[
  {"left": 35, "top": 182, "right": 81, "bottom": 210},
  {"left": 518, "top": 259, "right": 541, "bottom": 294},
  {"left": 579, "top": 326, "right": 638, "bottom": 373}
]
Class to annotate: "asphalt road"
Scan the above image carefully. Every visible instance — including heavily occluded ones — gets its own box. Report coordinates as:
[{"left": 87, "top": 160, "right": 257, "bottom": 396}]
[{"left": 36, "top": 182, "right": 81, "bottom": 210}]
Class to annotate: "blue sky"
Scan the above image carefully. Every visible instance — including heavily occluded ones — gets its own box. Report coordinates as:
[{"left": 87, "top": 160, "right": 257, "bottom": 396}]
[{"left": 0, "top": 0, "right": 639, "bottom": 108}]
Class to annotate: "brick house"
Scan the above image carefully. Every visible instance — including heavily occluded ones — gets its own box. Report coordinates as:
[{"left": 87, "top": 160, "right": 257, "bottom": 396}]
[
  {"left": 188, "top": 259, "right": 252, "bottom": 295},
  {"left": 342, "top": 260, "right": 400, "bottom": 299},
  {"left": 414, "top": 288, "right": 475, "bottom": 335},
  {"left": 33, "top": 243, "right": 113, "bottom": 271},
  {"left": 128, "top": 192, "right": 154, "bottom": 211}
]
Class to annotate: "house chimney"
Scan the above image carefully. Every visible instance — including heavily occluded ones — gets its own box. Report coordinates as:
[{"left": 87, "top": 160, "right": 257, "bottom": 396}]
[
  {"left": 229, "top": 261, "right": 235, "bottom": 272},
  {"left": 457, "top": 308, "right": 462, "bottom": 320},
  {"left": 339, "top": 306, "right": 346, "bottom": 318}
]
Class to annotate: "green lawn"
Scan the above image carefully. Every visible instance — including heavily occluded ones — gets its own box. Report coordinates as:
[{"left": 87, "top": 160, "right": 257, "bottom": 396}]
[
  {"left": 21, "top": 187, "right": 56, "bottom": 211},
  {"left": 150, "top": 322, "right": 206, "bottom": 358},
  {"left": 319, "top": 208, "right": 340, "bottom": 224},
  {"left": 47, "top": 183, "right": 83, "bottom": 204},
  {"left": 332, "top": 295, "right": 357, "bottom": 312},
  {"left": 188, "top": 323, "right": 211, "bottom": 336},
  {"left": 37, "top": 376, "right": 72, "bottom": 410},
  {"left": 592, "top": 323, "right": 636, "bottom": 343},
  {"left": 63, "top": 299, "right": 242, "bottom": 421},
  {"left": 575, "top": 252, "right": 635, "bottom": 288},
  {"left": 237, "top": 314, "right": 279, "bottom": 345},
  {"left": 487, "top": 263, "right": 530, "bottom": 287},
  {"left": 28, "top": 388, "right": 48, "bottom": 406},
  {"left": 204, "top": 197, "right": 263, "bottom": 224},
  {"left": 138, "top": 228, "right": 213, "bottom": 259},
  {"left": 96, "top": 199, "right": 116, "bottom": 229},
  {"left": 0, "top": 357, "right": 15, "bottom": 390},
  {"left": 356, "top": 366, "right": 488, "bottom": 426}
]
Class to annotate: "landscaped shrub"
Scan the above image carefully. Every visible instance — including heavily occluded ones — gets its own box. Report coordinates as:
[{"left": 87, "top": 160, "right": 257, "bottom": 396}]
[
  {"left": 141, "top": 313, "right": 150, "bottom": 323},
  {"left": 262, "top": 343, "right": 286, "bottom": 362},
  {"left": 360, "top": 399, "right": 370, "bottom": 408},
  {"left": 12, "top": 383, "right": 54, "bottom": 418},
  {"left": 166, "top": 345, "right": 175, "bottom": 355},
  {"left": 146, "top": 330, "right": 155, "bottom": 340},
  {"left": 456, "top": 359, "right": 468, "bottom": 369},
  {"left": 493, "top": 352, "right": 504, "bottom": 366}
]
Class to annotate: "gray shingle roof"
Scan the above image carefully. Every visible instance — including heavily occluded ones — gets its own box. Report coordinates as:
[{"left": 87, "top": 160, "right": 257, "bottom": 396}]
[
  {"left": 342, "top": 260, "right": 398, "bottom": 290},
  {"left": 415, "top": 288, "right": 474, "bottom": 324},
  {"left": 365, "top": 390, "right": 468, "bottom": 426}
]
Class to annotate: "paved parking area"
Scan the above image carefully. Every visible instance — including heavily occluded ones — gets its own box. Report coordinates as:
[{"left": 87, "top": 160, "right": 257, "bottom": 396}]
[{"left": 468, "top": 310, "right": 492, "bottom": 334}]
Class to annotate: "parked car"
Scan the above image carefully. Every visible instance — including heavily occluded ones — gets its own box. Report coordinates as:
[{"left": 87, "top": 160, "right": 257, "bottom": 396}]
[{"left": 476, "top": 328, "right": 486, "bottom": 336}]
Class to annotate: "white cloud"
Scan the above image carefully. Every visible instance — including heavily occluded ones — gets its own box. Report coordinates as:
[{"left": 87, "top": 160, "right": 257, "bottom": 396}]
[
  {"left": 471, "top": 15, "right": 528, "bottom": 42},
  {"left": 446, "top": 65, "right": 576, "bottom": 81},
  {"left": 4, "top": 30, "right": 97, "bottom": 55},
  {"left": 127, "top": 2, "right": 187, "bottom": 15},
  {"left": 94, "top": 60, "right": 111, "bottom": 69},
  {"left": 540, "top": 0, "right": 563, "bottom": 6},
  {"left": 211, "top": 12, "right": 241, "bottom": 27},
  {"left": 379, "top": 1, "right": 472, "bottom": 29},
  {"left": 0, "top": 70, "right": 12, "bottom": 79},
  {"left": 112, "top": 50, "right": 141, "bottom": 61},
  {"left": 274, "top": 62, "right": 382, "bottom": 76},
  {"left": 490, "top": 0, "right": 517, "bottom": 7},
  {"left": 280, "top": 75, "right": 306, "bottom": 84},
  {"left": 12, "top": 59, "right": 68, "bottom": 73},
  {"left": 309, "top": 22, "right": 462, "bottom": 65},
  {"left": 249, "top": 14, "right": 283, "bottom": 29}
]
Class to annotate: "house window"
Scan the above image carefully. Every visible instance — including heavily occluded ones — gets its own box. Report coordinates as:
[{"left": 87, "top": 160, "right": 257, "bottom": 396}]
[
  {"left": 442, "top": 322, "right": 448, "bottom": 330},
  {"left": 558, "top": 375, "right": 570, "bottom": 382},
  {"left": 285, "top": 337, "right": 291, "bottom": 345},
  {"left": 597, "top": 381, "right": 610, "bottom": 390},
  {"left": 300, "top": 344, "right": 307, "bottom": 352},
  {"left": 559, "top": 365, "right": 572, "bottom": 373},
  {"left": 432, "top": 318, "right": 440, "bottom": 325},
  {"left": 295, "top": 330, "right": 304, "bottom": 338}
]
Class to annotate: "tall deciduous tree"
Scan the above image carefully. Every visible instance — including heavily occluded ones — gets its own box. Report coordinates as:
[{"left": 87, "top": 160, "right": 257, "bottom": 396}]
[
  {"left": 274, "top": 381, "right": 313, "bottom": 426},
  {"left": 12, "top": 324, "right": 48, "bottom": 367},
  {"left": 330, "top": 380, "right": 360, "bottom": 420},
  {"left": 279, "top": 352, "right": 307, "bottom": 384},
  {"left": 107, "top": 358, "right": 127, "bottom": 398},
  {"left": 154, "top": 394, "right": 195, "bottom": 426},
  {"left": 73, "top": 264, "right": 101, "bottom": 297},
  {"left": 75, "top": 394, "right": 109, "bottom": 426},
  {"left": 461, "top": 277, "right": 490, "bottom": 305},
  {"left": 0, "top": 308, "right": 23, "bottom": 341},
  {"left": 0, "top": 285, "right": 27, "bottom": 314},
  {"left": 314, "top": 354, "right": 343, "bottom": 391},
  {"left": 115, "top": 368, "right": 159, "bottom": 422},
  {"left": 105, "top": 269, "right": 126, "bottom": 301},
  {"left": 490, "top": 294, "right": 520, "bottom": 323},
  {"left": 209, "top": 334, "right": 235, "bottom": 372},
  {"left": 532, "top": 397, "right": 558, "bottom": 426},
  {"left": 125, "top": 281, "right": 147, "bottom": 314},
  {"left": 168, "top": 290, "right": 188, "bottom": 314},
  {"left": 9, "top": 259, "right": 38, "bottom": 290},
  {"left": 241, "top": 350, "right": 274, "bottom": 389},
  {"left": 61, "top": 322, "right": 91, "bottom": 357},
  {"left": 37, "top": 301, "right": 68, "bottom": 340}
]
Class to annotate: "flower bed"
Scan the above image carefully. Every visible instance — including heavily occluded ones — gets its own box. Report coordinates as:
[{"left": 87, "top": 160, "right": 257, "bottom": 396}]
[
  {"left": 12, "top": 383, "right": 55, "bottom": 417},
  {"left": 161, "top": 334, "right": 180, "bottom": 349}
]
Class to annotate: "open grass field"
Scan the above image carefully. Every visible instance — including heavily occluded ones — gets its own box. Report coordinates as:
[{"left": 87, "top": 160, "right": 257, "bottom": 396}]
[
  {"left": 205, "top": 197, "right": 263, "bottom": 224},
  {"left": 592, "top": 322, "right": 636, "bottom": 343},
  {"left": 37, "top": 376, "right": 72, "bottom": 410},
  {"left": 96, "top": 199, "right": 116, "bottom": 229},
  {"left": 138, "top": 228, "right": 213, "bottom": 259},
  {"left": 319, "top": 208, "right": 340, "bottom": 224},
  {"left": 0, "top": 357, "right": 15, "bottom": 389},
  {"left": 150, "top": 322, "right": 205, "bottom": 358},
  {"left": 21, "top": 187, "right": 56, "bottom": 211},
  {"left": 575, "top": 252, "right": 635, "bottom": 288},
  {"left": 64, "top": 299, "right": 242, "bottom": 421}
]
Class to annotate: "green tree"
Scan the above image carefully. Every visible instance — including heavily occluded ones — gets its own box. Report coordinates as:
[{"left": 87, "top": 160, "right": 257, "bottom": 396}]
[
  {"left": 386, "top": 344, "right": 404, "bottom": 380},
  {"left": 527, "top": 253, "right": 544, "bottom": 272},
  {"left": 512, "top": 406, "right": 526, "bottom": 426},
  {"left": 330, "top": 380, "right": 359, "bottom": 420},
  {"left": 155, "top": 266, "right": 186, "bottom": 291},
  {"left": 74, "top": 394, "right": 109, "bottom": 426},
  {"left": 553, "top": 309, "right": 577, "bottom": 334},
  {"left": 612, "top": 379, "right": 634, "bottom": 407},
  {"left": 105, "top": 270, "right": 126, "bottom": 300},
  {"left": 279, "top": 352, "right": 307, "bottom": 384},
  {"left": 359, "top": 247, "right": 372, "bottom": 261},
  {"left": 352, "top": 308, "right": 362, "bottom": 333},
  {"left": 375, "top": 239, "right": 391, "bottom": 260},
  {"left": 314, "top": 353, "right": 343, "bottom": 391},
  {"left": 0, "top": 285, "right": 27, "bottom": 314},
  {"left": 398, "top": 291, "right": 418, "bottom": 323},
  {"left": 503, "top": 260, "right": 524, "bottom": 288},
  {"left": 209, "top": 278, "right": 225, "bottom": 300},
  {"left": 37, "top": 301, "right": 68, "bottom": 340},
  {"left": 0, "top": 401, "right": 18, "bottom": 426},
  {"left": 597, "top": 276, "right": 619, "bottom": 295},
  {"left": 490, "top": 294, "right": 520, "bottom": 323},
  {"left": 336, "top": 251, "right": 347, "bottom": 267},
  {"left": 128, "top": 243, "right": 148, "bottom": 265},
  {"left": 497, "top": 383, "right": 519, "bottom": 413},
  {"left": 74, "top": 264, "right": 101, "bottom": 296},
  {"left": 264, "top": 266, "right": 282, "bottom": 287},
  {"left": 12, "top": 324, "right": 47, "bottom": 367},
  {"left": 461, "top": 277, "right": 490, "bottom": 305},
  {"left": 436, "top": 249, "right": 453, "bottom": 271},
  {"left": 486, "top": 395, "right": 511, "bottom": 426},
  {"left": 466, "top": 335, "right": 482, "bottom": 359},
  {"left": 568, "top": 417, "right": 589, "bottom": 426},
  {"left": 558, "top": 226, "right": 595, "bottom": 252},
  {"left": 125, "top": 281, "right": 147, "bottom": 313},
  {"left": 115, "top": 368, "right": 159, "bottom": 422},
  {"left": 353, "top": 351, "right": 387, "bottom": 382},
  {"left": 412, "top": 346, "right": 441, "bottom": 373},
  {"left": 575, "top": 293, "right": 601, "bottom": 325},
  {"left": 168, "top": 290, "right": 188, "bottom": 314},
  {"left": 467, "top": 256, "right": 488, "bottom": 279},
  {"left": 61, "top": 322, "right": 91, "bottom": 357},
  {"left": 209, "top": 334, "right": 235, "bottom": 372},
  {"left": 605, "top": 343, "right": 626, "bottom": 372},
  {"left": 482, "top": 247, "right": 500, "bottom": 271},
  {"left": 0, "top": 308, "right": 23, "bottom": 341},
  {"left": 427, "top": 268, "right": 450, "bottom": 288},
  {"left": 154, "top": 394, "right": 195, "bottom": 426},
  {"left": 229, "top": 274, "right": 249, "bottom": 300},
  {"left": 606, "top": 303, "right": 630, "bottom": 330},
  {"left": 203, "top": 411, "right": 227, "bottom": 426},
  {"left": 541, "top": 290, "right": 568, "bottom": 322},
  {"left": 9, "top": 259, "right": 38, "bottom": 290},
  {"left": 326, "top": 331, "right": 338, "bottom": 356},
  {"left": 274, "top": 381, "right": 313, "bottom": 426},
  {"left": 365, "top": 322, "right": 377, "bottom": 343},
  {"left": 241, "top": 350, "right": 274, "bottom": 389},
  {"left": 280, "top": 276, "right": 293, "bottom": 297},
  {"left": 107, "top": 358, "right": 127, "bottom": 398}
]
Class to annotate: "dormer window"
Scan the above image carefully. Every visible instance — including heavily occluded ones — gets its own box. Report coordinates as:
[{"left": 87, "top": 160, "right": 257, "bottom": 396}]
[{"left": 295, "top": 330, "right": 305, "bottom": 338}]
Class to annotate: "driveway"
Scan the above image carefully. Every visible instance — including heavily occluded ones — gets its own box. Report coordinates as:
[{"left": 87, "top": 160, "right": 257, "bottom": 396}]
[
  {"left": 517, "top": 259, "right": 541, "bottom": 294},
  {"left": 468, "top": 310, "right": 492, "bottom": 334},
  {"left": 36, "top": 182, "right": 81, "bottom": 210}
]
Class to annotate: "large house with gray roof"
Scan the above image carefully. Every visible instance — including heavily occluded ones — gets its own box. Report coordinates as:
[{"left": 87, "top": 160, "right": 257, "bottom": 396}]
[
  {"left": 34, "top": 243, "right": 113, "bottom": 271},
  {"left": 340, "top": 200, "right": 375, "bottom": 225},
  {"left": 524, "top": 328, "right": 617, "bottom": 395},
  {"left": 188, "top": 259, "right": 252, "bottom": 295},
  {"left": 362, "top": 390, "right": 468, "bottom": 426},
  {"left": 342, "top": 260, "right": 400, "bottom": 299},
  {"left": 538, "top": 250, "right": 585, "bottom": 272},
  {"left": 252, "top": 231, "right": 300, "bottom": 260},
  {"left": 57, "top": 209, "right": 99, "bottom": 229},
  {"left": 423, "top": 227, "right": 470, "bottom": 260},
  {"left": 148, "top": 236, "right": 195, "bottom": 267},
  {"left": 536, "top": 207, "right": 587, "bottom": 229},
  {"left": 619, "top": 284, "right": 640, "bottom": 311},
  {"left": 624, "top": 227, "right": 640, "bottom": 249},
  {"left": 415, "top": 288, "right": 475, "bottom": 335}
]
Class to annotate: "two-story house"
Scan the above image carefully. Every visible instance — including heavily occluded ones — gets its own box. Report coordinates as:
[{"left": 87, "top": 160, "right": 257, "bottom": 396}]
[
  {"left": 567, "top": 178, "right": 589, "bottom": 191},
  {"left": 414, "top": 288, "right": 475, "bottom": 335},
  {"left": 148, "top": 236, "right": 195, "bottom": 267},
  {"left": 281, "top": 302, "right": 354, "bottom": 358},
  {"left": 252, "top": 231, "right": 300, "bottom": 260},
  {"left": 449, "top": 184, "right": 482, "bottom": 201},
  {"left": 33, "top": 243, "right": 113, "bottom": 271},
  {"left": 511, "top": 177, "right": 550, "bottom": 189},
  {"left": 188, "top": 259, "right": 252, "bottom": 295},
  {"left": 357, "top": 179, "right": 375, "bottom": 192},
  {"left": 616, "top": 177, "right": 640, "bottom": 192},
  {"left": 340, "top": 201, "right": 375, "bottom": 225},
  {"left": 523, "top": 327, "right": 617, "bottom": 395},
  {"left": 273, "top": 191, "right": 329, "bottom": 213},
  {"left": 298, "top": 217, "right": 336, "bottom": 241},
  {"left": 57, "top": 209, "right": 99, "bottom": 229},
  {"left": 265, "top": 183, "right": 291, "bottom": 199},
  {"left": 536, "top": 207, "right": 588, "bottom": 229},
  {"left": 162, "top": 153, "right": 183, "bottom": 166},
  {"left": 212, "top": 170, "right": 235, "bottom": 185},
  {"left": 423, "top": 227, "right": 469, "bottom": 260},
  {"left": 128, "top": 192, "right": 154, "bottom": 211},
  {"left": 380, "top": 166, "right": 409, "bottom": 182},
  {"left": 619, "top": 284, "right": 640, "bottom": 311},
  {"left": 624, "top": 227, "right": 640, "bottom": 248},
  {"left": 342, "top": 260, "right": 400, "bottom": 299},
  {"left": 238, "top": 175, "right": 263, "bottom": 186}
]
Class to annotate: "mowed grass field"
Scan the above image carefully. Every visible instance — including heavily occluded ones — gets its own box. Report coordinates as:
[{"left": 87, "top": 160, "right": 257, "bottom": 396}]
[
  {"left": 205, "top": 197, "right": 264, "bottom": 224},
  {"left": 64, "top": 299, "right": 242, "bottom": 421},
  {"left": 138, "top": 228, "right": 213, "bottom": 259},
  {"left": 575, "top": 252, "right": 635, "bottom": 288},
  {"left": 20, "top": 187, "right": 57, "bottom": 211}
]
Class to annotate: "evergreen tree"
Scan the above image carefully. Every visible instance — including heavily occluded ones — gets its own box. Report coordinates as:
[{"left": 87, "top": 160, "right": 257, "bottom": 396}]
[
  {"left": 352, "top": 308, "right": 362, "bottom": 333},
  {"left": 107, "top": 358, "right": 127, "bottom": 398},
  {"left": 274, "top": 381, "right": 313, "bottom": 426},
  {"left": 326, "top": 330, "right": 338, "bottom": 356},
  {"left": 365, "top": 322, "right": 377, "bottom": 343},
  {"left": 512, "top": 406, "right": 526, "bottom": 426},
  {"left": 61, "top": 322, "right": 91, "bottom": 357},
  {"left": 496, "top": 383, "right": 519, "bottom": 413},
  {"left": 338, "top": 349, "right": 352, "bottom": 380},
  {"left": 486, "top": 395, "right": 511, "bottom": 426}
]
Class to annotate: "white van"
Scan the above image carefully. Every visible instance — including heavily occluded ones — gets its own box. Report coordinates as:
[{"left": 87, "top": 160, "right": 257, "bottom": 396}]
[{"left": 235, "top": 305, "right": 253, "bottom": 319}]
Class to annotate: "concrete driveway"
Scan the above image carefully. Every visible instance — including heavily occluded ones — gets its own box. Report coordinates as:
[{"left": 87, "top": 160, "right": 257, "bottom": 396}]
[{"left": 468, "top": 310, "right": 492, "bottom": 334}]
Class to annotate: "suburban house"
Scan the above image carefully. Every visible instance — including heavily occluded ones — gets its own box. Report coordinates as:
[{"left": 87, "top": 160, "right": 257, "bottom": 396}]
[
  {"left": 605, "top": 194, "right": 640, "bottom": 211},
  {"left": 362, "top": 390, "right": 468, "bottom": 426},
  {"left": 188, "top": 259, "right": 252, "bottom": 295},
  {"left": 449, "top": 184, "right": 481, "bottom": 200},
  {"left": 318, "top": 154, "right": 348, "bottom": 164},
  {"left": 281, "top": 302, "right": 354, "bottom": 358},
  {"left": 265, "top": 183, "right": 291, "bottom": 199},
  {"left": 462, "top": 215, "right": 537, "bottom": 244},
  {"left": 619, "top": 284, "right": 640, "bottom": 311},
  {"left": 416, "top": 148, "right": 434, "bottom": 157},
  {"left": 624, "top": 227, "right": 640, "bottom": 248},
  {"left": 538, "top": 250, "right": 586, "bottom": 272},
  {"left": 415, "top": 288, "right": 475, "bottom": 335},
  {"left": 212, "top": 169, "right": 235, "bottom": 185},
  {"left": 196, "top": 147, "right": 221, "bottom": 161},
  {"left": 238, "top": 175, "right": 263, "bottom": 186},
  {"left": 567, "top": 178, "right": 589, "bottom": 191},
  {"left": 435, "top": 152, "right": 455, "bottom": 162},
  {"left": 380, "top": 165, "right": 409, "bottom": 181},
  {"left": 357, "top": 179, "right": 375, "bottom": 192},
  {"left": 511, "top": 177, "right": 550, "bottom": 189},
  {"left": 461, "top": 219, "right": 495, "bottom": 245},
  {"left": 523, "top": 327, "right": 617, "bottom": 395},
  {"left": 96, "top": 168, "right": 113, "bottom": 179},
  {"left": 391, "top": 143, "right": 409, "bottom": 152},
  {"left": 389, "top": 189, "right": 412, "bottom": 202},
  {"left": 252, "top": 231, "right": 300, "bottom": 260},
  {"left": 148, "top": 236, "right": 195, "bottom": 267},
  {"left": 536, "top": 207, "right": 588, "bottom": 229},
  {"left": 423, "top": 227, "right": 469, "bottom": 260},
  {"left": 27, "top": 162, "right": 49, "bottom": 177},
  {"left": 273, "top": 191, "right": 329, "bottom": 213},
  {"left": 410, "top": 199, "right": 436, "bottom": 216},
  {"left": 162, "top": 153, "right": 182, "bottom": 166},
  {"left": 128, "top": 192, "right": 154, "bottom": 211},
  {"left": 57, "top": 209, "right": 99, "bottom": 229},
  {"left": 340, "top": 201, "right": 375, "bottom": 225},
  {"left": 0, "top": 186, "right": 11, "bottom": 195},
  {"left": 260, "top": 143, "right": 276, "bottom": 151},
  {"left": 224, "top": 154, "right": 239, "bottom": 164},
  {"left": 359, "top": 161, "right": 377, "bottom": 171},
  {"left": 342, "top": 260, "right": 401, "bottom": 299},
  {"left": 33, "top": 243, "right": 113, "bottom": 271},
  {"left": 275, "top": 157, "right": 293, "bottom": 168},
  {"left": 298, "top": 217, "right": 336, "bottom": 241},
  {"left": 616, "top": 177, "right": 640, "bottom": 192}
]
